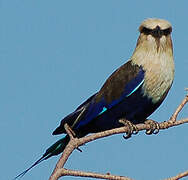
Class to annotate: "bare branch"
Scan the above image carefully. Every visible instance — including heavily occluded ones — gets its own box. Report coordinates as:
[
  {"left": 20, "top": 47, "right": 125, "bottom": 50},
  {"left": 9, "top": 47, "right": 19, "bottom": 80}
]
[
  {"left": 51, "top": 168, "right": 133, "bottom": 180},
  {"left": 164, "top": 169, "right": 188, "bottom": 180},
  {"left": 49, "top": 93, "right": 188, "bottom": 180},
  {"left": 169, "top": 93, "right": 188, "bottom": 123}
]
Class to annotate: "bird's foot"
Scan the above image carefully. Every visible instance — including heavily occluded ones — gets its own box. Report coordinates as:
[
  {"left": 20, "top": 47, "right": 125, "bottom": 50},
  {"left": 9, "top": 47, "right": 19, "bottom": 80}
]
[
  {"left": 145, "top": 119, "right": 160, "bottom": 135},
  {"left": 119, "top": 119, "right": 138, "bottom": 139}
]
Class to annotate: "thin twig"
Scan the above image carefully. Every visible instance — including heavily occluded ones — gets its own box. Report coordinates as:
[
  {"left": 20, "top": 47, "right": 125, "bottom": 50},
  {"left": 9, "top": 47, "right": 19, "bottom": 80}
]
[
  {"left": 169, "top": 94, "right": 188, "bottom": 123},
  {"left": 164, "top": 169, "right": 188, "bottom": 180},
  {"left": 64, "top": 123, "right": 75, "bottom": 139}
]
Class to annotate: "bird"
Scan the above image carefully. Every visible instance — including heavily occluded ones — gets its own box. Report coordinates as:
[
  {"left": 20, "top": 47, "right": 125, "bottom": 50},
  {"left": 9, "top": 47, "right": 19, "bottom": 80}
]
[{"left": 15, "top": 18, "right": 174, "bottom": 179}]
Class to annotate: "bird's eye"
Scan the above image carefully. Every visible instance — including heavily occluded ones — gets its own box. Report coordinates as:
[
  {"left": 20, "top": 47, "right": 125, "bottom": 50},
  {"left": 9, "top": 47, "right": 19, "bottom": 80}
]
[
  {"left": 140, "top": 27, "right": 152, "bottom": 35},
  {"left": 162, "top": 27, "right": 172, "bottom": 36}
]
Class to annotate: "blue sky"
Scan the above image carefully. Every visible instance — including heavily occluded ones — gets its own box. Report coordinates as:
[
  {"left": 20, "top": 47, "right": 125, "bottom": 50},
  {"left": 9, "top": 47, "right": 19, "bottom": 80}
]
[{"left": 1, "top": 1, "right": 188, "bottom": 180}]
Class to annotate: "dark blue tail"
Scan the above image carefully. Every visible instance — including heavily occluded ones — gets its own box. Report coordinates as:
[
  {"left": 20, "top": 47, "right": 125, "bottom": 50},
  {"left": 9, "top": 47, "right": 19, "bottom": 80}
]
[{"left": 14, "top": 136, "right": 69, "bottom": 179}]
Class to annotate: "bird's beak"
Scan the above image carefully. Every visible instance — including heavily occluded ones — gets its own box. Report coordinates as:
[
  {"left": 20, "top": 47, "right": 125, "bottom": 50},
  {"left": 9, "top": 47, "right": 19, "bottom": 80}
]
[
  {"left": 152, "top": 26, "right": 162, "bottom": 52},
  {"left": 152, "top": 25, "right": 162, "bottom": 38}
]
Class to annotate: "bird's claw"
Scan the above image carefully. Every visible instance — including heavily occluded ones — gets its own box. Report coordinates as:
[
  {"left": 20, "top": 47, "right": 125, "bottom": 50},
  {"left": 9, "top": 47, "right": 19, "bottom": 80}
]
[
  {"left": 119, "top": 119, "right": 138, "bottom": 139},
  {"left": 145, "top": 119, "right": 160, "bottom": 135}
]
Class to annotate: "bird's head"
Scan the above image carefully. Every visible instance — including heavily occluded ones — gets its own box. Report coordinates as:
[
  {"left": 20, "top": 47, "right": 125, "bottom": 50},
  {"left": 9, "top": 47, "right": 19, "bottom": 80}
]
[{"left": 134, "top": 18, "right": 173, "bottom": 53}]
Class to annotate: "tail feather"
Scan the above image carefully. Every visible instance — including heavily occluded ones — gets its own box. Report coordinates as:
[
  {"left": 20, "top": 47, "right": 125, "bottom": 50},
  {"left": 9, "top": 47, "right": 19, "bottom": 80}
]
[
  {"left": 14, "top": 136, "right": 69, "bottom": 179},
  {"left": 13, "top": 155, "right": 46, "bottom": 179}
]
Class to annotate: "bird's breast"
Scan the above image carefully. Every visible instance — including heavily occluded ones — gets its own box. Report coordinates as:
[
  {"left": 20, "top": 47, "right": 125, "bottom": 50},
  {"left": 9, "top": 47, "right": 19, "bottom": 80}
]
[{"left": 141, "top": 54, "right": 174, "bottom": 103}]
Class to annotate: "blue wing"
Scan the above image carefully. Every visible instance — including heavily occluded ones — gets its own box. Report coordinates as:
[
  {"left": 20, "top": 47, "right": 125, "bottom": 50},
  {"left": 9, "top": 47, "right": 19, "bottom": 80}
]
[
  {"left": 76, "top": 63, "right": 145, "bottom": 128},
  {"left": 53, "top": 61, "right": 145, "bottom": 135}
]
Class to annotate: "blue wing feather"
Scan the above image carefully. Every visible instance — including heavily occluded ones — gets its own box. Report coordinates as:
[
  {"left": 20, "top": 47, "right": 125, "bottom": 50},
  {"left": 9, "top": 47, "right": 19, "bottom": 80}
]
[
  {"left": 76, "top": 66, "right": 145, "bottom": 128},
  {"left": 106, "top": 68, "right": 145, "bottom": 108},
  {"left": 53, "top": 64, "right": 145, "bottom": 134}
]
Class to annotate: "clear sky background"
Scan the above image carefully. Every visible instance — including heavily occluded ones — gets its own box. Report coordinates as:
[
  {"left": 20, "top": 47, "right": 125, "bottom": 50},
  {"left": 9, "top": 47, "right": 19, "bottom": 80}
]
[{"left": 1, "top": 1, "right": 188, "bottom": 180}]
